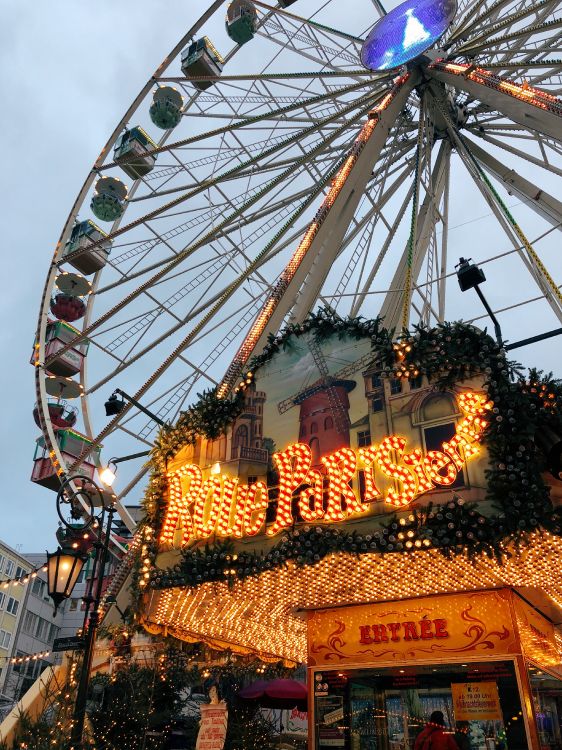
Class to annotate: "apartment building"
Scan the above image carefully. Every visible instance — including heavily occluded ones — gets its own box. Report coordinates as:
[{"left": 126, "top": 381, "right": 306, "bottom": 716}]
[{"left": 0, "top": 544, "right": 65, "bottom": 717}]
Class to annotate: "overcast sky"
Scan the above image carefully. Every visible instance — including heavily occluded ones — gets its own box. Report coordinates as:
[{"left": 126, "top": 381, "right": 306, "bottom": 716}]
[{"left": 1, "top": 1, "right": 560, "bottom": 553}]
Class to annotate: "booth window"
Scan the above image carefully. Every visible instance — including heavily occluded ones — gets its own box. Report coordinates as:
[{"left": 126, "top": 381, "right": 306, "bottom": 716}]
[{"left": 314, "top": 660, "right": 530, "bottom": 750}]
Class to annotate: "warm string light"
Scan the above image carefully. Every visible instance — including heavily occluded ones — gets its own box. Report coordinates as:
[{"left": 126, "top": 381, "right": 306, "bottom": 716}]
[
  {"left": 158, "top": 391, "right": 489, "bottom": 545},
  {"left": 0, "top": 564, "right": 48, "bottom": 590},
  {"left": 147, "top": 531, "right": 562, "bottom": 663},
  {"left": 430, "top": 61, "right": 561, "bottom": 113}
]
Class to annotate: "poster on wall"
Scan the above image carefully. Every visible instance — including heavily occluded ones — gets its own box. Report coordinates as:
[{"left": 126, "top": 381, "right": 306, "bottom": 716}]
[
  {"left": 316, "top": 695, "right": 345, "bottom": 747},
  {"left": 196, "top": 702, "right": 228, "bottom": 750},
  {"left": 451, "top": 682, "right": 502, "bottom": 721}
]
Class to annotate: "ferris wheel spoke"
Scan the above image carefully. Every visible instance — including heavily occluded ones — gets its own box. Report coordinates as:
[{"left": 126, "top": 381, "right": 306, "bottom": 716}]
[
  {"left": 216, "top": 74, "right": 417, "bottom": 396},
  {"left": 378, "top": 140, "right": 451, "bottom": 331},
  {"left": 330, "top": 144, "right": 418, "bottom": 310},
  {"left": 453, "top": 0, "right": 558, "bottom": 52},
  {"left": 50, "top": 94, "right": 380, "bottom": 375},
  {"left": 67, "top": 83, "right": 375, "bottom": 279},
  {"left": 464, "top": 134, "right": 562, "bottom": 229},
  {"left": 450, "top": 123, "right": 562, "bottom": 324},
  {"left": 448, "top": 0, "right": 525, "bottom": 46},
  {"left": 95, "top": 78, "right": 376, "bottom": 178},
  {"left": 98, "top": 180, "right": 324, "bottom": 295},
  {"left": 467, "top": 127, "right": 562, "bottom": 177},
  {"left": 458, "top": 18, "right": 562, "bottom": 58}
]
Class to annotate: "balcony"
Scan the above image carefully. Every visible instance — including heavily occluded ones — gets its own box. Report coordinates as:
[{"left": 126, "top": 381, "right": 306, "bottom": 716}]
[{"left": 231, "top": 445, "right": 268, "bottom": 463}]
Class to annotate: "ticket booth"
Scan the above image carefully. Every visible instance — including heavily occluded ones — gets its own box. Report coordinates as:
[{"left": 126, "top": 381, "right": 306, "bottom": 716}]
[{"left": 308, "top": 589, "right": 562, "bottom": 750}]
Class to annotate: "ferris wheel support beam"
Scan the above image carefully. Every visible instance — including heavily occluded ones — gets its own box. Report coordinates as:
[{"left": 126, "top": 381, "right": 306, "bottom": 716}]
[
  {"left": 217, "top": 74, "right": 418, "bottom": 397},
  {"left": 464, "top": 135, "right": 562, "bottom": 230},
  {"left": 427, "top": 62, "right": 562, "bottom": 143},
  {"left": 378, "top": 140, "right": 452, "bottom": 332}
]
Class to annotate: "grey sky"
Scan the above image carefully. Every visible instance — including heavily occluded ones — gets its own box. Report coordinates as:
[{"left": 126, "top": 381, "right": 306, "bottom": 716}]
[{"left": 1, "top": 1, "right": 560, "bottom": 551}]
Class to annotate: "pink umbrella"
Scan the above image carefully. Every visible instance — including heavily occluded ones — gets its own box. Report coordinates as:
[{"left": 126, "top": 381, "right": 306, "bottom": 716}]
[{"left": 238, "top": 678, "right": 307, "bottom": 710}]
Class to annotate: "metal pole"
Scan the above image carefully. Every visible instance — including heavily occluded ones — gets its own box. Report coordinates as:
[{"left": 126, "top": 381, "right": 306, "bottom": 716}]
[
  {"left": 69, "top": 506, "right": 115, "bottom": 750},
  {"left": 114, "top": 388, "right": 166, "bottom": 426},
  {"left": 473, "top": 284, "right": 503, "bottom": 346}
]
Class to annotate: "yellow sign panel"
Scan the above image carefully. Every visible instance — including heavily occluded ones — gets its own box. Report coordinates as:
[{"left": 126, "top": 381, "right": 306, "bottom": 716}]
[
  {"left": 308, "top": 589, "right": 520, "bottom": 667},
  {"left": 452, "top": 682, "right": 502, "bottom": 721}
]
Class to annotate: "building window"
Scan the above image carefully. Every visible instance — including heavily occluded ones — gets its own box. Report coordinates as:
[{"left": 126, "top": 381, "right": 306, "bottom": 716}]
[
  {"left": 410, "top": 374, "right": 422, "bottom": 390},
  {"left": 247, "top": 476, "right": 258, "bottom": 486},
  {"left": 424, "top": 422, "right": 465, "bottom": 488},
  {"left": 15, "top": 566, "right": 27, "bottom": 580},
  {"left": 309, "top": 437, "right": 320, "bottom": 464},
  {"left": 324, "top": 416, "right": 334, "bottom": 430},
  {"left": 0, "top": 630, "right": 11, "bottom": 649},
  {"left": 390, "top": 378, "right": 401, "bottom": 395},
  {"left": 371, "top": 398, "right": 383, "bottom": 413},
  {"left": 69, "top": 599, "right": 79, "bottom": 612},
  {"left": 234, "top": 424, "right": 248, "bottom": 449},
  {"left": 370, "top": 375, "right": 382, "bottom": 390},
  {"left": 32, "top": 578, "right": 48, "bottom": 600},
  {"left": 0, "top": 592, "right": 5, "bottom": 610},
  {"left": 310, "top": 422, "right": 318, "bottom": 435},
  {"left": 4, "top": 560, "right": 15, "bottom": 577},
  {"left": 300, "top": 424, "right": 307, "bottom": 439},
  {"left": 6, "top": 597, "right": 19, "bottom": 616},
  {"left": 23, "top": 611, "right": 37, "bottom": 635},
  {"left": 357, "top": 430, "right": 371, "bottom": 448},
  {"left": 0, "top": 554, "right": 5, "bottom": 572},
  {"left": 48, "top": 624, "right": 59, "bottom": 643}
]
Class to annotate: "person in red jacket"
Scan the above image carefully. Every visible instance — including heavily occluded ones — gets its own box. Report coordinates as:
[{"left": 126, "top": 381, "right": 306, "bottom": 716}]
[{"left": 414, "top": 711, "right": 460, "bottom": 750}]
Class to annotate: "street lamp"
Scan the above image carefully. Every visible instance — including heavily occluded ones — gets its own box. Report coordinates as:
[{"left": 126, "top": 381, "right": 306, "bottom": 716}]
[
  {"left": 104, "top": 388, "right": 165, "bottom": 426},
  {"left": 46, "top": 548, "right": 87, "bottom": 613},
  {"left": 455, "top": 257, "right": 503, "bottom": 346},
  {"left": 48, "top": 475, "right": 116, "bottom": 749},
  {"left": 99, "top": 450, "right": 151, "bottom": 488}
]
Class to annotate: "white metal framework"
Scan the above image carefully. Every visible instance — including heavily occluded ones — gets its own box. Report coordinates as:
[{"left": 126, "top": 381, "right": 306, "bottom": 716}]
[{"left": 34, "top": 0, "right": 562, "bottom": 529}]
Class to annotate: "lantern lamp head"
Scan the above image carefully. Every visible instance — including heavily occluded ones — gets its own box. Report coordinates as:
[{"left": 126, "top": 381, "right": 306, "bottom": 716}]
[
  {"left": 104, "top": 392, "right": 125, "bottom": 417},
  {"left": 456, "top": 257, "right": 486, "bottom": 292},
  {"left": 46, "top": 548, "right": 87, "bottom": 613},
  {"left": 99, "top": 460, "right": 118, "bottom": 487}
]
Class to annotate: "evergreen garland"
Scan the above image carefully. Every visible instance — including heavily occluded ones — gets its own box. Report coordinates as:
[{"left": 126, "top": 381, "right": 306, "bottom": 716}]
[{"left": 135, "top": 312, "right": 562, "bottom": 600}]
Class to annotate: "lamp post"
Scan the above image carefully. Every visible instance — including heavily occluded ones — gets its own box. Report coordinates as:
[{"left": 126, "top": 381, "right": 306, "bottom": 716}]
[
  {"left": 47, "top": 476, "right": 117, "bottom": 750},
  {"left": 455, "top": 257, "right": 503, "bottom": 346},
  {"left": 99, "top": 450, "right": 151, "bottom": 488}
]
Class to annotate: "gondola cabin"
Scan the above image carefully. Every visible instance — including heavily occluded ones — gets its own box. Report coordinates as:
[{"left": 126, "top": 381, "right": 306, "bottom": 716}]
[
  {"left": 114, "top": 126, "right": 157, "bottom": 179},
  {"left": 279, "top": 0, "right": 298, "bottom": 5},
  {"left": 149, "top": 87, "right": 184, "bottom": 130},
  {"left": 33, "top": 400, "right": 77, "bottom": 431},
  {"left": 226, "top": 0, "right": 257, "bottom": 45},
  {"left": 90, "top": 176, "right": 128, "bottom": 223},
  {"left": 31, "top": 430, "right": 100, "bottom": 491},
  {"left": 36, "top": 320, "right": 89, "bottom": 378},
  {"left": 62, "top": 220, "right": 112, "bottom": 275},
  {"left": 180, "top": 37, "right": 223, "bottom": 90}
]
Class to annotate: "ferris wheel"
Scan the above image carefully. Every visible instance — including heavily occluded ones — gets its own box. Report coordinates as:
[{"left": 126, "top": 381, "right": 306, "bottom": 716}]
[{"left": 33, "top": 0, "right": 562, "bottom": 530}]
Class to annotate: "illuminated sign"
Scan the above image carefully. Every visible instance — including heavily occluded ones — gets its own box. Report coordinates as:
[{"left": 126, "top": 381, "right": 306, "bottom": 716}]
[
  {"left": 160, "top": 392, "right": 491, "bottom": 548},
  {"left": 359, "top": 618, "right": 449, "bottom": 644},
  {"left": 361, "top": 0, "right": 457, "bottom": 72}
]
